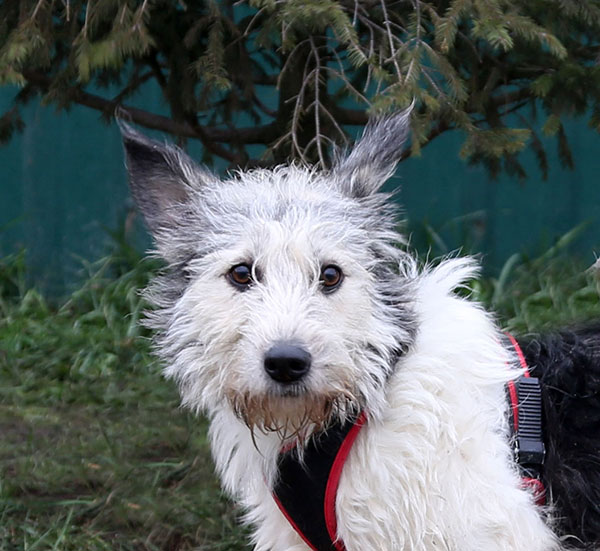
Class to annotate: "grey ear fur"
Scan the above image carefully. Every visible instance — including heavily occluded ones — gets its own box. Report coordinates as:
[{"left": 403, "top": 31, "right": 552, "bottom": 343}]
[
  {"left": 119, "top": 120, "right": 203, "bottom": 234},
  {"left": 333, "top": 107, "right": 412, "bottom": 198}
]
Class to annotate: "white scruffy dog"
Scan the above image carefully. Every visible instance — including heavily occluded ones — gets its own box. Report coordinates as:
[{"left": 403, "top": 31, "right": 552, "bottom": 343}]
[{"left": 121, "top": 111, "right": 561, "bottom": 551}]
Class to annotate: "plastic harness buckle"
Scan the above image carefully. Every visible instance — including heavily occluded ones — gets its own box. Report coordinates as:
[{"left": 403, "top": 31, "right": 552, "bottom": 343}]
[{"left": 514, "top": 375, "right": 546, "bottom": 467}]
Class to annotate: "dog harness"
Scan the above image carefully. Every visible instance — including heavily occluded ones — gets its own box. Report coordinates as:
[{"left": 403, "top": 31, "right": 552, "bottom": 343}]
[
  {"left": 272, "top": 411, "right": 367, "bottom": 551},
  {"left": 272, "top": 336, "right": 546, "bottom": 551},
  {"left": 504, "top": 333, "right": 547, "bottom": 505}
]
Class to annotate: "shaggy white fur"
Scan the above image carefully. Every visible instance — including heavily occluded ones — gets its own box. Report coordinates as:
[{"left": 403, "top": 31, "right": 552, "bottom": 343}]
[{"left": 208, "top": 259, "right": 560, "bottom": 551}]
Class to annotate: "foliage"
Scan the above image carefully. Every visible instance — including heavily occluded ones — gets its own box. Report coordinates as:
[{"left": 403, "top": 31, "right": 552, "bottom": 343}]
[
  {"left": 1, "top": 0, "right": 599, "bottom": 174},
  {"left": 0, "top": 249, "right": 161, "bottom": 407},
  {"left": 472, "top": 254, "right": 600, "bottom": 334},
  {"left": 0, "top": 249, "right": 250, "bottom": 550},
  {"left": 0, "top": 404, "right": 250, "bottom": 551}
]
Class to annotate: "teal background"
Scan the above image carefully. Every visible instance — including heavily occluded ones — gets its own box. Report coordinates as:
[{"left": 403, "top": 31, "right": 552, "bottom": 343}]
[{"left": 1, "top": 88, "right": 599, "bottom": 296}]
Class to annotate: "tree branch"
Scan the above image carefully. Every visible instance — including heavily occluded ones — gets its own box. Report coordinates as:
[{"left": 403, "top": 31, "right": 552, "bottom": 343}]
[
  {"left": 21, "top": 70, "right": 280, "bottom": 145},
  {"left": 111, "top": 69, "right": 154, "bottom": 106},
  {"left": 489, "top": 87, "right": 534, "bottom": 109},
  {"left": 330, "top": 105, "right": 369, "bottom": 126},
  {"left": 399, "top": 119, "right": 450, "bottom": 162},
  {"left": 184, "top": 113, "right": 246, "bottom": 166}
]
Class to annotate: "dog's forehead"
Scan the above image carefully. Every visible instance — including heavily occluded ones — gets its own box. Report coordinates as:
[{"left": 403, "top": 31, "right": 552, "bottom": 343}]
[
  {"left": 227, "top": 166, "right": 343, "bottom": 207},
  {"left": 176, "top": 164, "right": 398, "bottom": 271},
  {"left": 204, "top": 166, "right": 362, "bottom": 233}
]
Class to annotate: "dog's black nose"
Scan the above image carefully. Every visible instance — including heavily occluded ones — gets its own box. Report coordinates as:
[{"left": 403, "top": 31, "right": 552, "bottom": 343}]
[{"left": 264, "top": 343, "right": 311, "bottom": 383}]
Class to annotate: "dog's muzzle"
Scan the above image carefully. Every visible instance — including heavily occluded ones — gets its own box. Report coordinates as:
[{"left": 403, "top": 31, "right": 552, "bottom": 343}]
[{"left": 264, "top": 343, "right": 312, "bottom": 384}]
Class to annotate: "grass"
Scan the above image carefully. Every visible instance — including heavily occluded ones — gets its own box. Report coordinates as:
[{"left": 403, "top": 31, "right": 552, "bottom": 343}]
[
  {"left": 0, "top": 249, "right": 250, "bottom": 551},
  {"left": 1, "top": 239, "right": 599, "bottom": 551},
  {"left": 471, "top": 253, "right": 600, "bottom": 334}
]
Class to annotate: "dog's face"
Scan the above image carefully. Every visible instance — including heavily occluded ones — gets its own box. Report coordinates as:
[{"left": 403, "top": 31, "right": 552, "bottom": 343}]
[{"left": 122, "top": 112, "right": 415, "bottom": 438}]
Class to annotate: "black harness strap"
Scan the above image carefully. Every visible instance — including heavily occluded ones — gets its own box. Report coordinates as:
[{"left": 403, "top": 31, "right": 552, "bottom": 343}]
[{"left": 272, "top": 412, "right": 366, "bottom": 551}]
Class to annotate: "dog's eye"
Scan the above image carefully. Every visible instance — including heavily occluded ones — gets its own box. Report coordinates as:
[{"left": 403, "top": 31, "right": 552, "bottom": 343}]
[
  {"left": 227, "top": 263, "right": 253, "bottom": 290},
  {"left": 320, "top": 265, "right": 343, "bottom": 292}
]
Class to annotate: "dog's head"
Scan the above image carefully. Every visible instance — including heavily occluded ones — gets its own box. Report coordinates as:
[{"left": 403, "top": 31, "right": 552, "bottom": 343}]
[{"left": 122, "top": 112, "right": 416, "bottom": 438}]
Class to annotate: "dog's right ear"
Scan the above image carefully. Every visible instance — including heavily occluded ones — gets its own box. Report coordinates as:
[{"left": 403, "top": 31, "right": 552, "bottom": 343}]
[
  {"left": 119, "top": 121, "right": 205, "bottom": 235},
  {"left": 332, "top": 107, "right": 412, "bottom": 198}
]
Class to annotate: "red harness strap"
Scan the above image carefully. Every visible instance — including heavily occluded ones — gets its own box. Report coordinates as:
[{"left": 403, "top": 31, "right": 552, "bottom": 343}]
[
  {"left": 323, "top": 412, "right": 367, "bottom": 550},
  {"left": 506, "top": 332, "right": 530, "bottom": 434}
]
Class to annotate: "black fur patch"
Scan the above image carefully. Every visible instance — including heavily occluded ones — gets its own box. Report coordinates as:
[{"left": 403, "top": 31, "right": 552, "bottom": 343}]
[{"left": 519, "top": 326, "right": 600, "bottom": 548}]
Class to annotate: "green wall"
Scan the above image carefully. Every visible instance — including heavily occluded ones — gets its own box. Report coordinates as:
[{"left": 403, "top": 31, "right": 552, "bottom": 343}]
[
  {"left": 397, "top": 121, "right": 599, "bottom": 269},
  {"left": 1, "top": 90, "right": 599, "bottom": 296}
]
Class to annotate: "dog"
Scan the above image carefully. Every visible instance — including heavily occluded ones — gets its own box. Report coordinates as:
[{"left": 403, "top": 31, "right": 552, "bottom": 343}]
[{"left": 120, "top": 111, "right": 600, "bottom": 551}]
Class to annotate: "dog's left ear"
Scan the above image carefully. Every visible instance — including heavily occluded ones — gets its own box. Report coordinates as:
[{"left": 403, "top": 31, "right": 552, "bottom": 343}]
[{"left": 332, "top": 107, "right": 412, "bottom": 198}]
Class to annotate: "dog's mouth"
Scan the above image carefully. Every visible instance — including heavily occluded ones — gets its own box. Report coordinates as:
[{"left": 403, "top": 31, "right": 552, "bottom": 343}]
[
  {"left": 226, "top": 388, "right": 360, "bottom": 440},
  {"left": 277, "top": 383, "right": 308, "bottom": 398}
]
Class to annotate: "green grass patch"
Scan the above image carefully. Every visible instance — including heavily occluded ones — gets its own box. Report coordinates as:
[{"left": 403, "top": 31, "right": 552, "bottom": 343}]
[
  {"left": 0, "top": 250, "right": 249, "bottom": 551},
  {"left": 470, "top": 252, "right": 600, "bottom": 333},
  {"left": 0, "top": 405, "right": 247, "bottom": 551},
  {"left": 1, "top": 241, "right": 599, "bottom": 550}
]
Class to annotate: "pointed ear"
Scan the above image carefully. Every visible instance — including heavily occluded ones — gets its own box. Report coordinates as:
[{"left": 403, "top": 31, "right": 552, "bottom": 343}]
[
  {"left": 119, "top": 121, "right": 205, "bottom": 234},
  {"left": 332, "top": 107, "right": 412, "bottom": 198}
]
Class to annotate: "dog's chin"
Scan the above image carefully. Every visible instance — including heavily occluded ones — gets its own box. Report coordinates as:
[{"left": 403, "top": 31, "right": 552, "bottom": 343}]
[{"left": 226, "top": 386, "right": 360, "bottom": 440}]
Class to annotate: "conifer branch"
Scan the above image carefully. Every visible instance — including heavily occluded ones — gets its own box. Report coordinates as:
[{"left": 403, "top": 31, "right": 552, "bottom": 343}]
[
  {"left": 1, "top": 0, "right": 599, "bottom": 175},
  {"left": 21, "top": 70, "right": 279, "bottom": 146}
]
